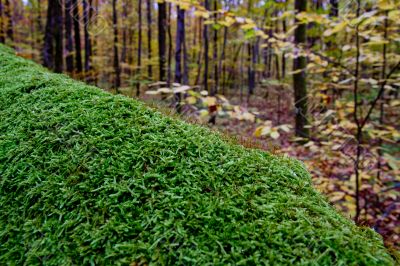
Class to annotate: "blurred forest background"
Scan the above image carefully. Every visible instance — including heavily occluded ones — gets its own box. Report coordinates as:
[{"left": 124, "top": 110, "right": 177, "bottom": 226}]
[{"left": 0, "top": 0, "right": 399, "bottom": 249}]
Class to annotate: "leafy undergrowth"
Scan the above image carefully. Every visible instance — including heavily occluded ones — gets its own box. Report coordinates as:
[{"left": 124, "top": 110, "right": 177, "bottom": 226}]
[{"left": 0, "top": 44, "right": 395, "bottom": 265}]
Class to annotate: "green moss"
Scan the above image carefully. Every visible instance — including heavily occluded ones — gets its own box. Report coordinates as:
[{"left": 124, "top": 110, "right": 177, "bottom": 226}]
[{"left": 0, "top": 44, "right": 395, "bottom": 265}]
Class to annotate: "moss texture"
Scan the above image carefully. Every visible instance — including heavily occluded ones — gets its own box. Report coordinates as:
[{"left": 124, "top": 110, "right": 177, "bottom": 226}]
[{"left": 0, "top": 45, "right": 395, "bottom": 265}]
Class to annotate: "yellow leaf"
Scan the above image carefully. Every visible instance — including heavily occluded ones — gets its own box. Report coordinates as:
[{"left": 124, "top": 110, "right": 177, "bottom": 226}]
[
  {"left": 204, "top": 96, "right": 217, "bottom": 106},
  {"left": 199, "top": 109, "right": 209, "bottom": 117},
  {"left": 323, "top": 21, "right": 347, "bottom": 37},
  {"left": 186, "top": 96, "right": 197, "bottom": 105},
  {"left": 270, "top": 130, "right": 280, "bottom": 139},
  {"left": 254, "top": 126, "right": 263, "bottom": 137},
  {"left": 378, "top": 0, "right": 395, "bottom": 10},
  {"left": 240, "top": 23, "right": 256, "bottom": 31},
  {"left": 330, "top": 191, "right": 346, "bottom": 202}
]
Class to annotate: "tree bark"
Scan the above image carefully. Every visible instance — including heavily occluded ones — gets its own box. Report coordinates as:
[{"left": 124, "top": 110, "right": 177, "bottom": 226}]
[
  {"left": 281, "top": 18, "right": 287, "bottom": 79},
  {"left": 146, "top": 0, "right": 152, "bottom": 78},
  {"left": 167, "top": 3, "right": 172, "bottom": 86},
  {"left": 212, "top": 0, "right": 218, "bottom": 96},
  {"left": 53, "top": 0, "right": 63, "bottom": 73},
  {"left": 174, "top": 6, "right": 185, "bottom": 112},
  {"left": 203, "top": 0, "right": 209, "bottom": 93},
  {"left": 329, "top": 0, "right": 339, "bottom": 17},
  {"left": 112, "top": 0, "right": 121, "bottom": 89},
  {"left": 293, "top": 0, "right": 309, "bottom": 139},
  {"left": 247, "top": 43, "right": 255, "bottom": 101},
  {"left": 43, "top": 0, "right": 54, "bottom": 69},
  {"left": 137, "top": 0, "right": 142, "bottom": 96},
  {"left": 158, "top": 2, "right": 167, "bottom": 81},
  {"left": 174, "top": 7, "right": 185, "bottom": 84},
  {"left": 120, "top": 0, "right": 127, "bottom": 64},
  {"left": 83, "top": 0, "right": 92, "bottom": 74},
  {"left": 72, "top": 0, "right": 83, "bottom": 73},
  {"left": 65, "top": 0, "right": 74, "bottom": 72}
]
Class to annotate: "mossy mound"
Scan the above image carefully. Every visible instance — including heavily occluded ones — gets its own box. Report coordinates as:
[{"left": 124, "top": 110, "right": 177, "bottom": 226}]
[{"left": 0, "top": 45, "right": 394, "bottom": 265}]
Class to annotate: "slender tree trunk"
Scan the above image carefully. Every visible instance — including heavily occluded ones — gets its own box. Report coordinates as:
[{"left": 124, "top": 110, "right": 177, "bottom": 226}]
[
  {"left": 65, "top": 0, "right": 74, "bottom": 72},
  {"left": 53, "top": 0, "right": 63, "bottom": 73},
  {"left": 282, "top": 19, "right": 287, "bottom": 79},
  {"left": 174, "top": 6, "right": 185, "bottom": 112},
  {"left": 329, "top": 0, "right": 339, "bottom": 17},
  {"left": 194, "top": 18, "right": 203, "bottom": 86},
  {"left": 4, "top": 0, "right": 12, "bottom": 44},
  {"left": 29, "top": 5, "right": 35, "bottom": 59},
  {"left": 43, "top": 0, "right": 54, "bottom": 69},
  {"left": 112, "top": 0, "right": 121, "bottom": 89},
  {"left": 83, "top": 0, "right": 92, "bottom": 74},
  {"left": 121, "top": 0, "right": 127, "bottom": 63},
  {"left": 212, "top": 0, "right": 218, "bottom": 95},
  {"left": 182, "top": 23, "right": 188, "bottom": 85},
  {"left": 248, "top": 43, "right": 255, "bottom": 101},
  {"left": 137, "top": 0, "right": 142, "bottom": 96},
  {"left": 227, "top": 44, "right": 242, "bottom": 90},
  {"left": 203, "top": 0, "right": 209, "bottom": 93},
  {"left": 220, "top": 26, "right": 228, "bottom": 94},
  {"left": 293, "top": 0, "right": 309, "bottom": 139},
  {"left": 377, "top": 12, "right": 388, "bottom": 180},
  {"left": 167, "top": 3, "right": 172, "bottom": 86},
  {"left": 158, "top": 2, "right": 167, "bottom": 81},
  {"left": 0, "top": 0, "right": 5, "bottom": 43},
  {"left": 146, "top": 0, "right": 152, "bottom": 78},
  {"left": 72, "top": 0, "right": 83, "bottom": 73},
  {"left": 353, "top": 0, "right": 362, "bottom": 223},
  {"left": 174, "top": 7, "right": 184, "bottom": 84}
]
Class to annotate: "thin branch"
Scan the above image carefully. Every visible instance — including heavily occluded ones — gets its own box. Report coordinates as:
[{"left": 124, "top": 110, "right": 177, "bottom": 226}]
[{"left": 360, "top": 60, "right": 400, "bottom": 129}]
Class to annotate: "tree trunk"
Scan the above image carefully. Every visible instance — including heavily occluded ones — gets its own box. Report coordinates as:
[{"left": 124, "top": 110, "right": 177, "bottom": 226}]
[
  {"left": 293, "top": 0, "right": 309, "bottom": 139},
  {"left": 158, "top": 2, "right": 167, "bottom": 81},
  {"left": 329, "top": 0, "right": 339, "bottom": 17},
  {"left": 120, "top": 0, "right": 127, "bottom": 63},
  {"left": 43, "top": 0, "right": 54, "bottom": 69},
  {"left": 174, "top": 7, "right": 184, "bottom": 84},
  {"left": 137, "top": 0, "right": 142, "bottom": 96},
  {"left": 167, "top": 3, "right": 172, "bottom": 86},
  {"left": 112, "top": 0, "right": 121, "bottom": 89},
  {"left": 65, "top": 0, "right": 74, "bottom": 72},
  {"left": 203, "top": 0, "right": 209, "bottom": 93},
  {"left": 281, "top": 18, "right": 287, "bottom": 79},
  {"left": 212, "top": 0, "right": 218, "bottom": 96},
  {"left": 182, "top": 24, "right": 188, "bottom": 85},
  {"left": 83, "top": 0, "right": 92, "bottom": 74},
  {"left": 0, "top": 0, "right": 5, "bottom": 43},
  {"left": 194, "top": 18, "right": 203, "bottom": 86},
  {"left": 72, "top": 0, "right": 83, "bottom": 73},
  {"left": 247, "top": 43, "right": 255, "bottom": 101},
  {"left": 53, "top": 0, "right": 63, "bottom": 73},
  {"left": 174, "top": 6, "right": 185, "bottom": 112},
  {"left": 146, "top": 0, "right": 152, "bottom": 79}
]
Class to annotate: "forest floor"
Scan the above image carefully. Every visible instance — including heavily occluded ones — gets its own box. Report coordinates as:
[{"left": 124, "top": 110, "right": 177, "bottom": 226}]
[{"left": 135, "top": 86, "right": 400, "bottom": 252}]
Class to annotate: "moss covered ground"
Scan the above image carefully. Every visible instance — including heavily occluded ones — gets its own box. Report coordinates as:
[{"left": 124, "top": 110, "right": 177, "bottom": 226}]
[{"left": 0, "top": 44, "right": 395, "bottom": 265}]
